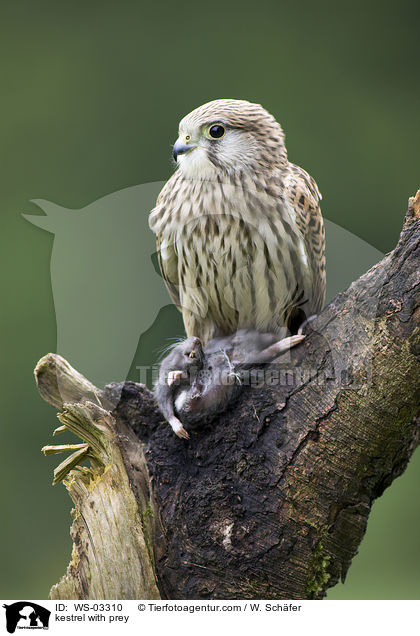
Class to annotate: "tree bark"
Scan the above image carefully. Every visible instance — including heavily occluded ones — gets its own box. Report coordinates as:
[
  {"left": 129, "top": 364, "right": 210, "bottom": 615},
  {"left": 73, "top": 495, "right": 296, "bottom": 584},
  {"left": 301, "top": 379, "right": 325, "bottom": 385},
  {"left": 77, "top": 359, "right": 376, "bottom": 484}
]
[{"left": 35, "top": 192, "right": 420, "bottom": 600}]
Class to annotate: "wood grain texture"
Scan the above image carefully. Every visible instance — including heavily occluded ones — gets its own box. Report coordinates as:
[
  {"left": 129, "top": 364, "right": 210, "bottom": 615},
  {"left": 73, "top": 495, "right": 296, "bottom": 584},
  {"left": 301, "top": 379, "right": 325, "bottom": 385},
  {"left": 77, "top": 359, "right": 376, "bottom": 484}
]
[{"left": 36, "top": 364, "right": 161, "bottom": 600}]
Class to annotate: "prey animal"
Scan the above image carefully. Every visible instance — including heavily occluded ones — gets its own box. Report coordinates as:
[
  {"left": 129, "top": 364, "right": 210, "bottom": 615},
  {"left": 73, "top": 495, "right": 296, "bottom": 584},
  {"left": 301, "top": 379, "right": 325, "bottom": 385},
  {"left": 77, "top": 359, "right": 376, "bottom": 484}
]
[{"left": 155, "top": 330, "right": 304, "bottom": 438}]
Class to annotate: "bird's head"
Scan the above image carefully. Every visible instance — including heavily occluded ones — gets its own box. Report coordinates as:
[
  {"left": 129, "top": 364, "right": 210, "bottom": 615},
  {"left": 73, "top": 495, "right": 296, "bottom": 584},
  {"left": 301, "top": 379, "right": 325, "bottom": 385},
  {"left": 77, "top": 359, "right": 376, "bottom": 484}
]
[{"left": 172, "top": 99, "right": 288, "bottom": 179}]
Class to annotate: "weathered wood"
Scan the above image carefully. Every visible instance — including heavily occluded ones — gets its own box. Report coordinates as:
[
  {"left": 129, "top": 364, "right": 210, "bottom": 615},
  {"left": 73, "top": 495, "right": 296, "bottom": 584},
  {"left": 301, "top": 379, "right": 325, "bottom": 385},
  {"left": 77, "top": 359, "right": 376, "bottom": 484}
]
[
  {"left": 35, "top": 193, "right": 420, "bottom": 600},
  {"left": 36, "top": 356, "right": 162, "bottom": 599}
]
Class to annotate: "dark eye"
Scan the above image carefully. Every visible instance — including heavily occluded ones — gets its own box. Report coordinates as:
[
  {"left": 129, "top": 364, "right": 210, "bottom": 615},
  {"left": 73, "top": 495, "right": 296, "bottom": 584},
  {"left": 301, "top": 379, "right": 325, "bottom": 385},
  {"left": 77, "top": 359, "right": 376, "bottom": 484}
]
[{"left": 208, "top": 124, "right": 225, "bottom": 139}]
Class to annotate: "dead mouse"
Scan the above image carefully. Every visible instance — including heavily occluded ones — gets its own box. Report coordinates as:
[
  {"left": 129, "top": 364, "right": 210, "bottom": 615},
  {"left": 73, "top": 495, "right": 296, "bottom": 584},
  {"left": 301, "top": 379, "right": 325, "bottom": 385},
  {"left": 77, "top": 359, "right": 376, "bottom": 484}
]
[{"left": 154, "top": 329, "right": 304, "bottom": 439}]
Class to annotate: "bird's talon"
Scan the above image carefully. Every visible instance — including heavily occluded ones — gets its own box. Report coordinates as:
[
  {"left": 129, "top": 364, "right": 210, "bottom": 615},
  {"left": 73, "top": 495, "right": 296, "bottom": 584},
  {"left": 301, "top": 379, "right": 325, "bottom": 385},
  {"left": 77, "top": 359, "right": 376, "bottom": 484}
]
[{"left": 298, "top": 315, "right": 318, "bottom": 335}]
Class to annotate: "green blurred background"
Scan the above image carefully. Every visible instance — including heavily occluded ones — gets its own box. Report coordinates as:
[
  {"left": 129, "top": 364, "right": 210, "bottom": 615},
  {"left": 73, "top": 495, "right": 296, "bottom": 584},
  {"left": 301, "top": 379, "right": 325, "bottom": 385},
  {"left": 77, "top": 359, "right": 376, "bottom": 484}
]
[{"left": 1, "top": 0, "right": 419, "bottom": 599}]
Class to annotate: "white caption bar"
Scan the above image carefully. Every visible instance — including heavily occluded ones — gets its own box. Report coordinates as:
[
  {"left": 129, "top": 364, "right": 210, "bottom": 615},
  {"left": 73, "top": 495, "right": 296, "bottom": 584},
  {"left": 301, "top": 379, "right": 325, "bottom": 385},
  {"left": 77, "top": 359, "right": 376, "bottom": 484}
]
[{"left": 1, "top": 599, "right": 419, "bottom": 636}]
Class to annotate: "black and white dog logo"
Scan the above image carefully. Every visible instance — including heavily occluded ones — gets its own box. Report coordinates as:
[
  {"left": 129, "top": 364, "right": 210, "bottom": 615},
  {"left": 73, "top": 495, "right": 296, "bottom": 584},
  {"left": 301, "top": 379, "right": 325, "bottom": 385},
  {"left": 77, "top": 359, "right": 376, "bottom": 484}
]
[{"left": 3, "top": 602, "right": 50, "bottom": 633}]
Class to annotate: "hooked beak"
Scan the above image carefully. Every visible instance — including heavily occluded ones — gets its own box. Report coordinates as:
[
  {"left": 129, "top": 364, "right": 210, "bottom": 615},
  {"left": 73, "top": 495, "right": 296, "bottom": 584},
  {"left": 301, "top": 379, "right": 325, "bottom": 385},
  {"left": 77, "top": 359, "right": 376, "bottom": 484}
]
[{"left": 173, "top": 138, "right": 197, "bottom": 161}]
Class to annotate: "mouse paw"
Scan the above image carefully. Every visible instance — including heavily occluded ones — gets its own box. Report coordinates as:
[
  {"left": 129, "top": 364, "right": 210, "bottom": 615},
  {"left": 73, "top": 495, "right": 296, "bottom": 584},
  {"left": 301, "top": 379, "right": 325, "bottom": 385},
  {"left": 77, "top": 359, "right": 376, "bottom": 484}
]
[
  {"left": 169, "top": 416, "right": 190, "bottom": 439},
  {"left": 167, "top": 370, "right": 184, "bottom": 386}
]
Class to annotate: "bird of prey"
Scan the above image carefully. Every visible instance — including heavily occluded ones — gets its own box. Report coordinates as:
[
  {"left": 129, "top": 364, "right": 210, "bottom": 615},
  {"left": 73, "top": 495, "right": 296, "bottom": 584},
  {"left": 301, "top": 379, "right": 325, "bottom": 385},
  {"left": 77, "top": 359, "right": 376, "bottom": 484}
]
[{"left": 149, "top": 99, "right": 325, "bottom": 344}]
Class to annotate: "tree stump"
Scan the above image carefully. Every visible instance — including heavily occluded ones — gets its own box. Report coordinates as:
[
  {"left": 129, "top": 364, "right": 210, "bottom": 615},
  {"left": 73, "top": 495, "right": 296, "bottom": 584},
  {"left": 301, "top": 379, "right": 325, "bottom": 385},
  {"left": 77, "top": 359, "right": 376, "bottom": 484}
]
[{"left": 35, "top": 192, "right": 420, "bottom": 599}]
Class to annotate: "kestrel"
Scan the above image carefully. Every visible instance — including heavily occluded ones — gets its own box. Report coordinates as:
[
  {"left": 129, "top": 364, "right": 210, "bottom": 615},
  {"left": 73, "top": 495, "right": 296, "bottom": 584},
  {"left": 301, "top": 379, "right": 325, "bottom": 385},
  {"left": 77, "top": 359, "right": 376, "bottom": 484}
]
[{"left": 149, "top": 99, "right": 325, "bottom": 344}]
